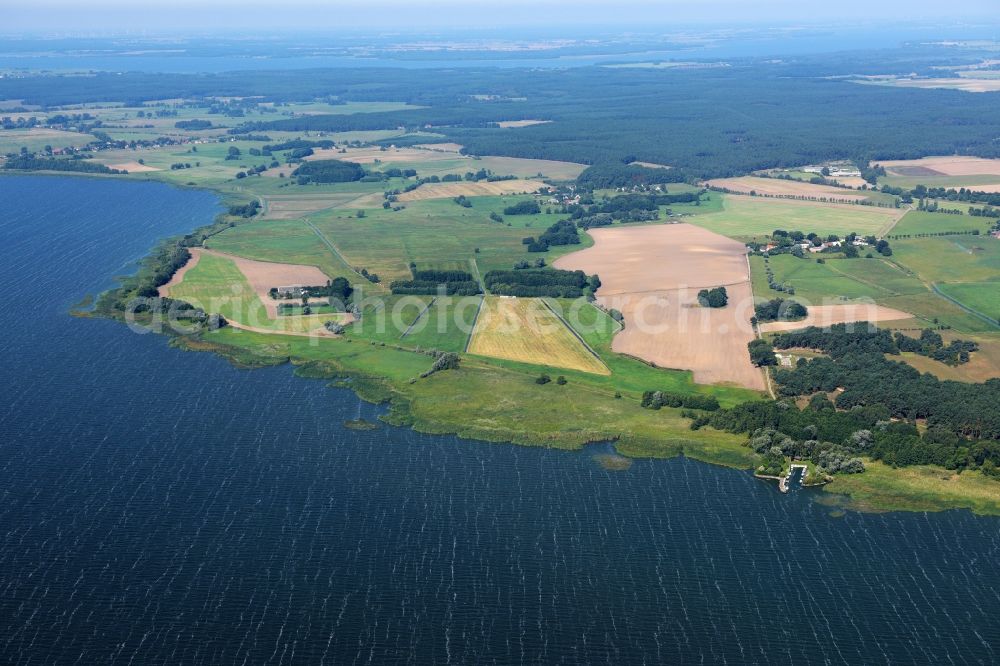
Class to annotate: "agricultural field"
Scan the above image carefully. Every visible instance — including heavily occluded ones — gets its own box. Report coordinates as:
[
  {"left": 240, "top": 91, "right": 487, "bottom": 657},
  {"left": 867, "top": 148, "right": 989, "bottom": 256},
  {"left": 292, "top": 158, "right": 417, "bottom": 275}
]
[
  {"left": 757, "top": 304, "right": 912, "bottom": 333},
  {"left": 396, "top": 179, "right": 546, "bottom": 202},
  {"left": 555, "top": 223, "right": 765, "bottom": 390},
  {"left": 889, "top": 210, "right": 993, "bottom": 236},
  {"left": 890, "top": 235, "right": 1000, "bottom": 284},
  {"left": 206, "top": 218, "right": 364, "bottom": 286},
  {"left": 690, "top": 195, "right": 903, "bottom": 241},
  {"left": 935, "top": 282, "right": 1000, "bottom": 324},
  {"left": 878, "top": 155, "right": 1000, "bottom": 191},
  {"left": 162, "top": 250, "right": 345, "bottom": 334},
  {"left": 895, "top": 332, "right": 1000, "bottom": 383},
  {"left": 0, "top": 127, "right": 96, "bottom": 153},
  {"left": 467, "top": 296, "right": 610, "bottom": 375},
  {"left": 706, "top": 176, "right": 869, "bottom": 201},
  {"left": 749, "top": 250, "right": 997, "bottom": 332},
  {"left": 307, "top": 196, "right": 582, "bottom": 284}
]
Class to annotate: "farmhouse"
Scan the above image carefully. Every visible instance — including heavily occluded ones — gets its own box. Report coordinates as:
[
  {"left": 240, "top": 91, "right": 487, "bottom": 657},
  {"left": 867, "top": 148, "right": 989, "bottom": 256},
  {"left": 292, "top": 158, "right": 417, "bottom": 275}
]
[{"left": 276, "top": 285, "right": 306, "bottom": 298}]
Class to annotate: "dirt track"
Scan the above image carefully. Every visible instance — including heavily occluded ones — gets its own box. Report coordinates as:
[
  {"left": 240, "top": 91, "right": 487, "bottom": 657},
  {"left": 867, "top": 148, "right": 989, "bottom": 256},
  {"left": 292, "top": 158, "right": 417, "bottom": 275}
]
[{"left": 555, "top": 224, "right": 766, "bottom": 391}]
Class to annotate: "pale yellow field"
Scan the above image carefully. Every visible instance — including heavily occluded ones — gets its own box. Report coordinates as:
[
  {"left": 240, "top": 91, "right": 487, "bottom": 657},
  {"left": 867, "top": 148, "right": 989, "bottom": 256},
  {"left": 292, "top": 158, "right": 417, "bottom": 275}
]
[
  {"left": 885, "top": 77, "right": 1000, "bottom": 93},
  {"left": 468, "top": 297, "right": 610, "bottom": 375},
  {"left": 108, "top": 161, "right": 161, "bottom": 173},
  {"left": 706, "top": 176, "right": 868, "bottom": 201},
  {"left": 412, "top": 142, "right": 465, "bottom": 152},
  {"left": 397, "top": 180, "right": 547, "bottom": 202},
  {"left": 880, "top": 156, "right": 1000, "bottom": 177},
  {"left": 497, "top": 120, "right": 551, "bottom": 128},
  {"left": 758, "top": 304, "right": 913, "bottom": 333}
]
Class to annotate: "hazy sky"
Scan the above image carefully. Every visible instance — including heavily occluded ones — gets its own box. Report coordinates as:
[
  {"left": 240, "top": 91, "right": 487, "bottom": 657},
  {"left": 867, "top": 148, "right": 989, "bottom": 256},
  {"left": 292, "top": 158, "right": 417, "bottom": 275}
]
[{"left": 6, "top": 0, "right": 1000, "bottom": 33}]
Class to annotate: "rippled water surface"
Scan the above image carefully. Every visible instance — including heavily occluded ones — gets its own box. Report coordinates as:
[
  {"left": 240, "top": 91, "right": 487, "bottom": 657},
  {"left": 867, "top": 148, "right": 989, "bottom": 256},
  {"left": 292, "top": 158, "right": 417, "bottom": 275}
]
[{"left": 1, "top": 175, "right": 999, "bottom": 664}]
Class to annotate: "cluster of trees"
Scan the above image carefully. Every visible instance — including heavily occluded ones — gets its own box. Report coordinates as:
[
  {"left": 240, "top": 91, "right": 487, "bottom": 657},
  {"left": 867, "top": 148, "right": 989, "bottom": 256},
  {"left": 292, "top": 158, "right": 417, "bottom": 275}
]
[
  {"left": 771, "top": 324, "right": 978, "bottom": 367},
  {"left": 174, "top": 119, "right": 213, "bottom": 130},
  {"left": 291, "top": 159, "right": 365, "bottom": 184},
  {"left": 522, "top": 220, "right": 580, "bottom": 252},
  {"left": 576, "top": 163, "right": 688, "bottom": 189},
  {"left": 2, "top": 155, "right": 122, "bottom": 175},
  {"left": 757, "top": 256, "right": 795, "bottom": 295},
  {"left": 421, "top": 352, "right": 461, "bottom": 379},
  {"left": 227, "top": 200, "right": 261, "bottom": 218},
  {"left": 895, "top": 329, "right": 978, "bottom": 365},
  {"left": 503, "top": 200, "right": 541, "bottom": 215},
  {"left": 767, "top": 326, "right": 1000, "bottom": 442},
  {"left": 748, "top": 339, "right": 777, "bottom": 367},
  {"left": 390, "top": 268, "right": 481, "bottom": 296},
  {"left": 483, "top": 268, "right": 597, "bottom": 298},
  {"left": 513, "top": 258, "right": 547, "bottom": 269},
  {"left": 969, "top": 206, "right": 1000, "bottom": 218},
  {"left": 641, "top": 390, "right": 720, "bottom": 411},
  {"left": 269, "top": 277, "right": 354, "bottom": 306},
  {"left": 453, "top": 195, "right": 472, "bottom": 208},
  {"left": 744, "top": 428, "right": 864, "bottom": 476},
  {"left": 357, "top": 267, "right": 380, "bottom": 284},
  {"left": 697, "top": 287, "right": 728, "bottom": 308},
  {"left": 263, "top": 139, "right": 335, "bottom": 152},
  {"left": 754, "top": 298, "right": 807, "bottom": 322}
]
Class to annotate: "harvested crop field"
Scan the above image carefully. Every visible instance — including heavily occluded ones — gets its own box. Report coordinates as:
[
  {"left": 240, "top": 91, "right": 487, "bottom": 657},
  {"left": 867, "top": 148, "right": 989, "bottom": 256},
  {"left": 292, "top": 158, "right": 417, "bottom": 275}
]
[
  {"left": 497, "top": 120, "right": 551, "bottom": 128},
  {"left": 880, "top": 156, "right": 1000, "bottom": 177},
  {"left": 108, "top": 161, "right": 161, "bottom": 173},
  {"left": 882, "top": 77, "right": 1000, "bottom": 93},
  {"left": 412, "top": 142, "right": 465, "bottom": 152},
  {"left": 554, "top": 224, "right": 766, "bottom": 390},
  {"left": 468, "top": 297, "right": 610, "bottom": 375},
  {"left": 397, "top": 180, "right": 547, "bottom": 202},
  {"left": 757, "top": 304, "right": 913, "bottom": 333},
  {"left": 706, "top": 176, "right": 868, "bottom": 201}
]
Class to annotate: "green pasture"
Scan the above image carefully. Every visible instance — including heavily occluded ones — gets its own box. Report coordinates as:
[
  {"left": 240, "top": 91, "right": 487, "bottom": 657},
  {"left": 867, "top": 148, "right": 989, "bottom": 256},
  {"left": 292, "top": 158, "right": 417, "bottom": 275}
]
[
  {"left": 889, "top": 210, "right": 992, "bottom": 237},
  {"left": 690, "top": 195, "right": 900, "bottom": 240}
]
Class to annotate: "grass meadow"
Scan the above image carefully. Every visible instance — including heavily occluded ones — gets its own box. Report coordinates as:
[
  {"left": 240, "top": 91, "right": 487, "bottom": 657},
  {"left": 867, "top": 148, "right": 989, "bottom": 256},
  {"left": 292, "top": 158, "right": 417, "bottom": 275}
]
[{"left": 691, "top": 195, "right": 900, "bottom": 240}]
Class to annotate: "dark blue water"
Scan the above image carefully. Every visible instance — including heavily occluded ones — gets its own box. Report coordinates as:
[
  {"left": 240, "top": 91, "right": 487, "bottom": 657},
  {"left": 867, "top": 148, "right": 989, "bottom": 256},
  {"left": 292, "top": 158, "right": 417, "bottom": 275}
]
[{"left": 1, "top": 175, "right": 999, "bottom": 664}]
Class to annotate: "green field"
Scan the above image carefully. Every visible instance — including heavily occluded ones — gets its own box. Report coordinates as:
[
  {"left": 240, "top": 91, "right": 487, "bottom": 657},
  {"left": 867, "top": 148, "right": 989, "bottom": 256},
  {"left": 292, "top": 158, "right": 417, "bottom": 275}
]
[
  {"left": 690, "top": 195, "right": 901, "bottom": 240},
  {"left": 0, "top": 127, "right": 96, "bottom": 153},
  {"left": 749, "top": 250, "right": 997, "bottom": 331},
  {"left": 889, "top": 210, "right": 993, "bottom": 237},
  {"left": 344, "top": 294, "right": 478, "bottom": 352},
  {"left": 166, "top": 251, "right": 335, "bottom": 333},
  {"left": 936, "top": 282, "right": 1000, "bottom": 324},
  {"left": 206, "top": 218, "right": 364, "bottom": 286},
  {"left": 891, "top": 235, "right": 1000, "bottom": 284},
  {"left": 308, "top": 197, "right": 588, "bottom": 283}
]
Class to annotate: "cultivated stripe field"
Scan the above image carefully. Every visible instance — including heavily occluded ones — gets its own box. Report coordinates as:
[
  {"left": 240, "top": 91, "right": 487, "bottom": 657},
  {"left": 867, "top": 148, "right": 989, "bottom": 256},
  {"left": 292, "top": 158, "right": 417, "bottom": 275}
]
[{"left": 468, "top": 296, "right": 611, "bottom": 375}]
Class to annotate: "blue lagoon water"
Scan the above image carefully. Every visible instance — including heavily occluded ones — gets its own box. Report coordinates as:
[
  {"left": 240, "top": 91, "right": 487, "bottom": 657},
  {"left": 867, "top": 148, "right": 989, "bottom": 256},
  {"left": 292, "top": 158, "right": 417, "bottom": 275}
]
[{"left": 1, "top": 175, "right": 999, "bottom": 664}]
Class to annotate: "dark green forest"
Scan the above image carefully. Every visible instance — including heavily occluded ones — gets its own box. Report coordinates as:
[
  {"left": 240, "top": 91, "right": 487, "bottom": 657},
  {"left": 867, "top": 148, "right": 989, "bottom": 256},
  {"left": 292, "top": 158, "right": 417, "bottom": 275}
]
[{"left": 5, "top": 64, "right": 1000, "bottom": 177}]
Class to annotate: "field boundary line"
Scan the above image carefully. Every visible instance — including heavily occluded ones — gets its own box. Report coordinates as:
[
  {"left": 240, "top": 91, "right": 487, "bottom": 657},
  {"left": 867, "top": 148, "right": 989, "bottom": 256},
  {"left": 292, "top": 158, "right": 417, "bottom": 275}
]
[
  {"left": 931, "top": 282, "right": 1000, "bottom": 329},
  {"left": 745, "top": 253, "right": 775, "bottom": 398},
  {"left": 464, "top": 295, "right": 485, "bottom": 353},
  {"left": 470, "top": 256, "right": 486, "bottom": 293},
  {"left": 400, "top": 297, "right": 436, "bottom": 338},
  {"left": 540, "top": 298, "right": 611, "bottom": 373},
  {"left": 302, "top": 218, "right": 375, "bottom": 286}
]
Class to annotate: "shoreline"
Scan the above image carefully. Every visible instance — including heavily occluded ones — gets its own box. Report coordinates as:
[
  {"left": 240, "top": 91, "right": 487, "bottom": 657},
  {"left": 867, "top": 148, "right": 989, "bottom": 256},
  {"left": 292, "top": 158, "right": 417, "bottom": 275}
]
[{"left": 21, "top": 170, "right": 1000, "bottom": 518}]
